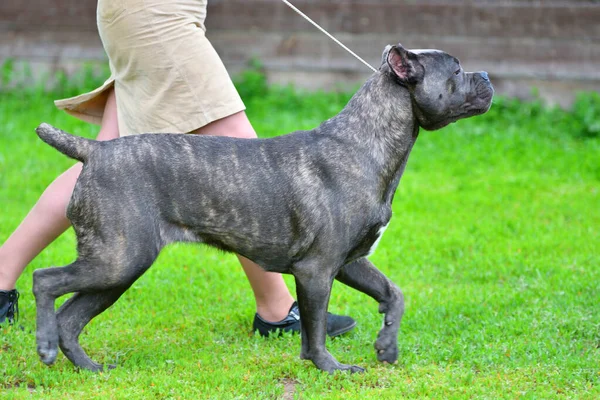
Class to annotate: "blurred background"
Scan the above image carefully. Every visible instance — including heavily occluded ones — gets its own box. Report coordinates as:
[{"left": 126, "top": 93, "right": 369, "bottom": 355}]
[{"left": 0, "top": 0, "right": 598, "bottom": 107}]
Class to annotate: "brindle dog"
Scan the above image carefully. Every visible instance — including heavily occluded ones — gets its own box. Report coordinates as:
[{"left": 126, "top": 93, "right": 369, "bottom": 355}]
[{"left": 33, "top": 44, "right": 493, "bottom": 373}]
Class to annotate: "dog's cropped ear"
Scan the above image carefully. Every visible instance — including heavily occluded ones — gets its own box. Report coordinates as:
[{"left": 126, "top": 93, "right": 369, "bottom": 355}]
[
  {"left": 380, "top": 45, "right": 393, "bottom": 67},
  {"left": 387, "top": 44, "right": 424, "bottom": 85}
]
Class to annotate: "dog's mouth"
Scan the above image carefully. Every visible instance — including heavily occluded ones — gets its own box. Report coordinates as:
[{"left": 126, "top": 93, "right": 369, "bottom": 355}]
[
  {"left": 425, "top": 87, "right": 494, "bottom": 130},
  {"left": 475, "top": 81, "right": 494, "bottom": 103},
  {"left": 461, "top": 82, "right": 495, "bottom": 117}
]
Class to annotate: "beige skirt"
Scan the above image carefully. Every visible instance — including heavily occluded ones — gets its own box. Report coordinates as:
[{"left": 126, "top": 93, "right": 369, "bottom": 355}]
[{"left": 55, "top": 0, "right": 245, "bottom": 136}]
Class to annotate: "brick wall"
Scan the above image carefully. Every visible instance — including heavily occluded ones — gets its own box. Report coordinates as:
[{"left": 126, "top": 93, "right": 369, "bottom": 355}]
[{"left": 1, "top": 0, "right": 598, "bottom": 106}]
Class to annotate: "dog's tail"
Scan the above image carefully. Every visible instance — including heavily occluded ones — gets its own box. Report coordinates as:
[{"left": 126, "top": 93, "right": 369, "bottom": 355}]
[{"left": 35, "top": 123, "right": 97, "bottom": 163}]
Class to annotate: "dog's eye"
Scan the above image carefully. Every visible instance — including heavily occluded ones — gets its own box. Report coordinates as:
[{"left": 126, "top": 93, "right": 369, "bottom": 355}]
[{"left": 454, "top": 68, "right": 461, "bottom": 76}]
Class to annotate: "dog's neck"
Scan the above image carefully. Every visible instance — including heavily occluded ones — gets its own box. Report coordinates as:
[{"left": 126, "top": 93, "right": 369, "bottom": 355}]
[{"left": 318, "top": 71, "right": 420, "bottom": 203}]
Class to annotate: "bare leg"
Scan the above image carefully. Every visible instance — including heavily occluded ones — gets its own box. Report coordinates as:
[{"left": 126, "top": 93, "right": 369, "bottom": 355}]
[
  {"left": 0, "top": 88, "right": 120, "bottom": 290},
  {"left": 191, "top": 111, "right": 294, "bottom": 321}
]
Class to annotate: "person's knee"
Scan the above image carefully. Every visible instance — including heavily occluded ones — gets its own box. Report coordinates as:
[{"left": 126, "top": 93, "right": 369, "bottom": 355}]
[
  {"left": 96, "top": 127, "right": 120, "bottom": 141},
  {"left": 227, "top": 111, "right": 257, "bottom": 139},
  {"left": 231, "top": 129, "right": 258, "bottom": 140},
  {"left": 37, "top": 189, "right": 71, "bottom": 220},
  {"left": 38, "top": 165, "right": 82, "bottom": 219},
  {"left": 193, "top": 111, "right": 258, "bottom": 139}
]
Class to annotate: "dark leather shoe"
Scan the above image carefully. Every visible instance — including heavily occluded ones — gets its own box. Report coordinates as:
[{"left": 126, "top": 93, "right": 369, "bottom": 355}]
[
  {"left": 253, "top": 301, "right": 356, "bottom": 337},
  {"left": 0, "top": 289, "right": 19, "bottom": 325}
]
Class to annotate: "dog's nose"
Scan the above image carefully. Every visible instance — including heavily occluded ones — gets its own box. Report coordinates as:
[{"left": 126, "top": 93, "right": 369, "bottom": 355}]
[{"left": 480, "top": 71, "right": 490, "bottom": 81}]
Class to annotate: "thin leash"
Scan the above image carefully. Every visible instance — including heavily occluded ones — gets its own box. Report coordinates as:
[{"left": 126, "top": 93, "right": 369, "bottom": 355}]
[{"left": 280, "top": 0, "right": 378, "bottom": 73}]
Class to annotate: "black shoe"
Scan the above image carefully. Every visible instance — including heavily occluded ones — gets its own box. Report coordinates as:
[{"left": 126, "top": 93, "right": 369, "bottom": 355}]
[
  {"left": 253, "top": 301, "right": 356, "bottom": 338},
  {"left": 0, "top": 289, "right": 19, "bottom": 325}
]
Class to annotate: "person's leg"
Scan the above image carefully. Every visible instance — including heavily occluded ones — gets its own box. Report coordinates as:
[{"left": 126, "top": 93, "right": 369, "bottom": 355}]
[
  {"left": 191, "top": 111, "right": 294, "bottom": 322},
  {"left": 0, "top": 88, "right": 120, "bottom": 292}
]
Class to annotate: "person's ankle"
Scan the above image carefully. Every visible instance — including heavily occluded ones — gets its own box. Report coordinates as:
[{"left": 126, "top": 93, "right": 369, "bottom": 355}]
[
  {"left": 0, "top": 274, "right": 17, "bottom": 291},
  {"left": 0, "top": 272, "right": 17, "bottom": 291},
  {"left": 255, "top": 297, "right": 295, "bottom": 323},
  {"left": 0, "top": 259, "right": 18, "bottom": 290}
]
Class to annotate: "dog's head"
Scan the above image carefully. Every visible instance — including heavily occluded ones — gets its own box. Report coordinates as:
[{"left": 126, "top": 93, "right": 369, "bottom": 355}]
[{"left": 380, "top": 44, "right": 494, "bottom": 130}]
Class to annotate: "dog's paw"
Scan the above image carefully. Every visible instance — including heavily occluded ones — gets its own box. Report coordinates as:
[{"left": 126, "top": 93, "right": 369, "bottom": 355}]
[
  {"left": 346, "top": 364, "right": 366, "bottom": 374},
  {"left": 81, "top": 362, "right": 111, "bottom": 373},
  {"left": 374, "top": 335, "right": 398, "bottom": 364},
  {"left": 37, "top": 342, "right": 58, "bottom": 366},
  {"left": 307, "top": 349, "right": 366, "bottom": 374},
  {"left": 321, "top": 362, "right": 366, "bottom": 374}
]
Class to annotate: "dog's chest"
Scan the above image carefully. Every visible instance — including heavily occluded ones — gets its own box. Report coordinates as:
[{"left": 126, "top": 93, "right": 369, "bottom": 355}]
[
  {"left": 365, "top": 222, "right": 390, "bottom": 257},
  {"left": 346, "top": 220, "right": 390, "bottom": 262}
]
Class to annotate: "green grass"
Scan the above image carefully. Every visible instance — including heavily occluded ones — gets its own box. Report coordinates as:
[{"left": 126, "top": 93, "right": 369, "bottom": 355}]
[{"left": 1, "top": 66, "right": 599, "bottom": 398}]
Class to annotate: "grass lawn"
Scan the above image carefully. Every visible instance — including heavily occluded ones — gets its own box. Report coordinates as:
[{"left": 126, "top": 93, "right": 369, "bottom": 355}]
[{"left": 1, "top": 68, "right": 599, "bottom": 399}]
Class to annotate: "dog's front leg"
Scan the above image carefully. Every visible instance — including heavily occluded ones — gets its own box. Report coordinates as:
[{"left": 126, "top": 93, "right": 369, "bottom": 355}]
[
  {"left": 293, "top": 262, "right": 365, "bottom": 373},
  {"left": 336, "top": 258, "right": 404, "bottom": 364}
]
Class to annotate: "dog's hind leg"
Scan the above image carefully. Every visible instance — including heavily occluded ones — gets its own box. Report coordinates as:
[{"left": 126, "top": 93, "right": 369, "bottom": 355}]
[
  {"left": 335, "top": 258, "right": 404, "bottom": 364},
  {"left": 33, "top": 252, "right": 156, "bottom": 367},
  {"left": 33, "top": 260, "right": 91, "bottom": 366},
  {"left": 56, "top": 287, "right": 132, "bottom": 371}
]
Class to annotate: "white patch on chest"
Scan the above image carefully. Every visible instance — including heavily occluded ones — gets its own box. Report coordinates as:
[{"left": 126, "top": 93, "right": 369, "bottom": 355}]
[{"left": 366, "top": 222, "right": 390, "bottom": 257}]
